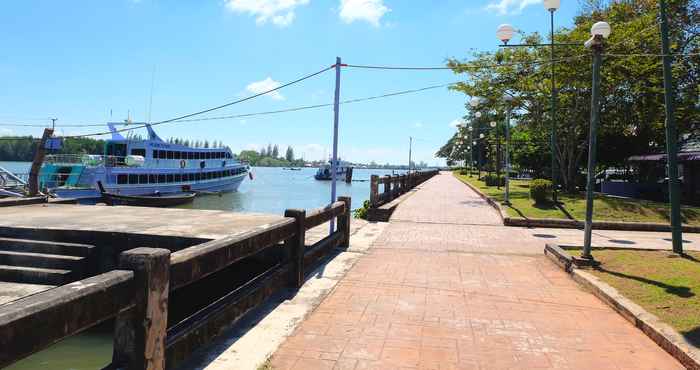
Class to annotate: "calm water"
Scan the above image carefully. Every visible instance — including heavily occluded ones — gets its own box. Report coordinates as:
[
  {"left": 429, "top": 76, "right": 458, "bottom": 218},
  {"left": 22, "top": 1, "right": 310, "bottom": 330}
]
[{"left": 1, "top": 161, "right": 404, "bottom": 369}]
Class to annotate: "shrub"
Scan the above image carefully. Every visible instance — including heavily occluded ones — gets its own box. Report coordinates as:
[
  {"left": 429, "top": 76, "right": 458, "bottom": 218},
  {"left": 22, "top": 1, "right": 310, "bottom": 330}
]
[
  {"left": 459, "top": 169, "right": 469, "bottom": 175},
  {"left": 353, "top": 200, "right": 371, "bottom": 219},
  {"left": 530, "top": 179, "right": 552, "bottom": 204},
  {"left": 484, "top": 174, "right": 505, "bottom": 187}
]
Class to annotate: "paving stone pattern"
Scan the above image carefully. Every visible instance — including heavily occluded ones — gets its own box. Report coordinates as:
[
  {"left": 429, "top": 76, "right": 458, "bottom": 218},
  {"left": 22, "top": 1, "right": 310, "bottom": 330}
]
[{"left": 271, "top": 172, "right": 683, "bottom": 370}]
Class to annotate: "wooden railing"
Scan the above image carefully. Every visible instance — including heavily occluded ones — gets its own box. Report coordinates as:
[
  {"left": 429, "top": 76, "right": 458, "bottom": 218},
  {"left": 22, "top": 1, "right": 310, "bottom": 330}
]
[
  {"left": 0, "top": 197, "right": 352, "bottom": 370},
  {"left": 369, "top": 170, "right": 438, "bottom": 207}
]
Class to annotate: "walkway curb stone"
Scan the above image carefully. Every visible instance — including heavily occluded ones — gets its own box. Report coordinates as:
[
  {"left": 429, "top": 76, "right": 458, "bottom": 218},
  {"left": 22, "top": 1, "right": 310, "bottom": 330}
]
[
  {"left": 454, "top": 173, "right": 700, "bottom": 233},
  {"left": 544, "top": 243, "right": 700, "bottom": 370}
]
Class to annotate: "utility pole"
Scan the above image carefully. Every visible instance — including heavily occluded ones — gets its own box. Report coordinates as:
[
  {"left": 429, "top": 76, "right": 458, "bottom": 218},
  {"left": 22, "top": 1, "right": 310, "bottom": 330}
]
[
  {"left": 408, "top": 136, "right": 413, "bottom": 174},
  {"left": 549, "top": 8, "right": 558, "bottom": 203},
  {"left": 330, "top": 57, "right": 342, "bottom": 234},
  {"left": 51, "top": 118, "right": 57, "bottom": 130},
  {"left": 659, "top": 0, "right": 683, "bottom": 254}
]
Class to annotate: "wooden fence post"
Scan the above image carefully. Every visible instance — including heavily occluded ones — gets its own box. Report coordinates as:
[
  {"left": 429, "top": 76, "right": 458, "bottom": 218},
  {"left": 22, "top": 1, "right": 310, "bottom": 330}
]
[
  {"left": 284, "top": 209, "right": 306, "bottom": 289},
  {"left": 370, "top": 175, "right": 379, "bottom": 207},
  {"left": 113, "top": 248, "right": 170, "bottom": 370},
  {"left": 338, "top": 197, "right": 351, "bottom": 249},
  {"left": 383, "top": 176, "right": 391, "bottom": 201}
]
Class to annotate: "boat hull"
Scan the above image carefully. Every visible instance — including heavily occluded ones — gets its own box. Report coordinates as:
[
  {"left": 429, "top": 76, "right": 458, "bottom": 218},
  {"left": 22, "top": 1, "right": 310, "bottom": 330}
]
[{"left": 52, "top": 174, "right": 246, "bottom": 200}]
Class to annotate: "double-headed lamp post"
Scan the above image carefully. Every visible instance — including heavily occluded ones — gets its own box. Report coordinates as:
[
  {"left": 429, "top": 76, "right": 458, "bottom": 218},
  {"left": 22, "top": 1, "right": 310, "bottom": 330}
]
[
  {"left": 496, "top": 0, "right": 572, "bottom": 203},
  {"left": 581, "top": 21, "right": 611, "bottom": 261},
  {"left": 503, "top": 94, "right": 514, "bottom": 205}
]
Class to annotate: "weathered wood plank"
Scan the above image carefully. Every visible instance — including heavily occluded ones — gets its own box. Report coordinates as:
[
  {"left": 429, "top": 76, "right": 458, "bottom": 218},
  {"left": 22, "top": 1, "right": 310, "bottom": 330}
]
[
  {"left": 0, "top": 270, "right": 134, "bottom": 368},
  {"left": 304, "top": 202, "right": 345, "bottom": 229},
  {"left": 169, "top": 219, "right": 295, "bottom": 290},
  {"left": 304, "top": 232, "right": 344, "bottom": 269}
]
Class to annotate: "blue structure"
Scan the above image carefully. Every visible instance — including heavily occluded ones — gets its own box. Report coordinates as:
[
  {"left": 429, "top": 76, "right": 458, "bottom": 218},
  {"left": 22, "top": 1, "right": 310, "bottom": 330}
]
[{"left": 40, "top": 123, "right": 248, "bottom": 199}]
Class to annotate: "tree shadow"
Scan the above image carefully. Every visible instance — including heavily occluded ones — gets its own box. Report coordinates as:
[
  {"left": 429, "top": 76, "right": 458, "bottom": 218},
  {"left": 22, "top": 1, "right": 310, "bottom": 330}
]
[
  {"left": 596, "top": 266, "right": 695, "bottom": 299},
  {"left": 682, "top": 326, "right": 700, "bottom": 348},
  {"left": 608, "top": 239, "right": 636, "bottom": 245}
]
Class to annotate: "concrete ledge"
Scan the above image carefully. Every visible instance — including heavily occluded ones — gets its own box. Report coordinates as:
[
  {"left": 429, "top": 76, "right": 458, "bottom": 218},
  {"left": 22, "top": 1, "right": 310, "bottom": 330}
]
[
  {"left": 0, "top": 197, "right": 48, "bottom": 207},
  {"left": 544, "top": 244, "right": 700, "bottom": 369},
  {"left": 367, "top": 188, "right": 419, "bottom": 222},
  {"left": 455, "top": 173, "right": 700, "bottom": 233}
]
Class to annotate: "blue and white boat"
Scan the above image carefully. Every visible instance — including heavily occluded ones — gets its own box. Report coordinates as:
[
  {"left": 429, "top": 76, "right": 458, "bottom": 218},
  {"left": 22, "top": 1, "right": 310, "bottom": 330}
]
[
  {"left": 40, "top": 123, "right": 249, "bottom": 200},
  {"left": 314, "top": 159, "right": 351, "bottom": 181}
]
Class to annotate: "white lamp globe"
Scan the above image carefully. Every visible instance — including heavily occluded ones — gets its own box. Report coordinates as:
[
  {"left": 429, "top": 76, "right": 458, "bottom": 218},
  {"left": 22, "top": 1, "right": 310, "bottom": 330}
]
[
  {"left": 543, "top": 0, "right": 560, "bottom": 11},
  {"left": 469, "top": 97, "right": 482, "bottom": 108},
  {"left": 479, "top": 133, "right": 485, "bottom": 139},
  {"left": 468, "top": 126, "right": 473, "bottom": 131},
  {"left": 467, "top": 146, "right": 471, "bottom": 150},
  {"left": 503, "top": 94, "right": 514, "bottom": 102},
  {"left": 591, "top": 21, "right": 611, "bottom": 38},
  {"left": 496, "top": 24, "right": 515, "bottom": 44},
  {"left": 475, "top": 112, "right": 482, "bottom": 118},
  {"left": 473, "top": 141, "right": 477, "bottom": 145},
  {"left": 490, "top": 121, "right": 497, "bottom": 128}
]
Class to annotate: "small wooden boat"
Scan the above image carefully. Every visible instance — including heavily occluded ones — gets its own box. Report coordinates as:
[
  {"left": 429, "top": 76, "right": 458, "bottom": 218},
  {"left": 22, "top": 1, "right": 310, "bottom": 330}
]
[{"left": 97, "top": 181, "right": 196, "bottom": 207}]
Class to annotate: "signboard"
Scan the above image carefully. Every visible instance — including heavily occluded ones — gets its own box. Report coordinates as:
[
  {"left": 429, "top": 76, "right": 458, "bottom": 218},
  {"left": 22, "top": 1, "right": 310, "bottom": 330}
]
[{"left": 44, "top": 137, "right": 63, "bottom": 150}]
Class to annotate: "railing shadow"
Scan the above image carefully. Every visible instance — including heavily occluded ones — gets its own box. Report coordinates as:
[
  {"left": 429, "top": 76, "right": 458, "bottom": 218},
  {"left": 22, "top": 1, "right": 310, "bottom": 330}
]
[{"left": 595, "top": 266, "right": 695, "bottom": 299}]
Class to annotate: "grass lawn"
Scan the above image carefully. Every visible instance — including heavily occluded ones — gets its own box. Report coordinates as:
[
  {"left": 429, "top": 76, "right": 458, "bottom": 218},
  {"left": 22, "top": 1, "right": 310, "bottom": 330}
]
[
  {"left": 562, "top": 247, "right": 700, "bottom": 346},
  {"left": 453, "top": 171, "right": 700, "bottom": 226}
]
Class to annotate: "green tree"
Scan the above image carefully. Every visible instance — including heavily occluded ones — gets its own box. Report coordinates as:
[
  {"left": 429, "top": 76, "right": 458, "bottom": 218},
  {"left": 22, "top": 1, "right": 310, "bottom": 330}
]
[{"left": 285, "top": 146, "right": 294, "bottom": 161}]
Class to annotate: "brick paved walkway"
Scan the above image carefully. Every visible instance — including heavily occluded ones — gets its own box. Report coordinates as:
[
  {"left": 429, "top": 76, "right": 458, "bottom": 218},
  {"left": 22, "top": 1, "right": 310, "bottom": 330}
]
[{"left": 270, "top": 172, "right": 683, "bottom": 370}]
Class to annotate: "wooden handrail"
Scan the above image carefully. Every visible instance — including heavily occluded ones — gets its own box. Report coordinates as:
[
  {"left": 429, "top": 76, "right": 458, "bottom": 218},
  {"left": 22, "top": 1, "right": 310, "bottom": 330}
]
[
  {"left": 0, "top": 270, "right": 134, "bottom": 368},
  {"left": 169, "top": 218, "right": 296, "bottom": 290},
  {"left": 304, "top": 201, "right": 345, "bottom": 229}
]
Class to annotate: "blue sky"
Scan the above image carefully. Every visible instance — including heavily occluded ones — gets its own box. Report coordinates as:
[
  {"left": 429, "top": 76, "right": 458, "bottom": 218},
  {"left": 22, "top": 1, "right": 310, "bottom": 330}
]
[{"left": 0, "top": 0, "right": 578, "bottom": 165}]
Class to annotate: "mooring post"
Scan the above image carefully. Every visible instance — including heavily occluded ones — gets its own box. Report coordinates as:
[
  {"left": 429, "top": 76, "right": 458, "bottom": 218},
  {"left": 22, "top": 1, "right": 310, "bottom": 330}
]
[
  {"left": 28, "top": 128, "right": 54, "bottom": 196},
  {"left": 284, "top": 209, "right": 306, "bottom": 289},
  {"left": 113, "top": 248, "right": 170, "bottom": 370},
  {"left": 370, "top": 175, "right": 379, "bottom": 207},
  {"left": 338, "top": 197, "right": 351, "bottom": 249},
  {"left": 383, "top": 176, "right": 391, "bottom": 201}
]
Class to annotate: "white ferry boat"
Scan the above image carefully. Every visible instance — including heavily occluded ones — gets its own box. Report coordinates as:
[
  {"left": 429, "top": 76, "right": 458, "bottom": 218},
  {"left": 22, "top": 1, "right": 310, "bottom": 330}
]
[
  {"left": 314, "top": 159, "right": 351, "bottom": 181},
  {"left": 40, "top": 123, "right": 249, "bottom": 199}
]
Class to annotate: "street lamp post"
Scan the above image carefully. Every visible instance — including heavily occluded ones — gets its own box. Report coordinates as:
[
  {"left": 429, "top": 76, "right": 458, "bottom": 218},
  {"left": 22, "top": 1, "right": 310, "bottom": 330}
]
[
  {"left": 490, "top": 120, "right": 499, "bottom": 188},
  {"left": 581, "top": 22, "right": 611, "bottom": 261},
  {"left": 503, "top": 95, "right": 514, "bottom": 205},
  {"left": 496, "top": 0, "right": 572, "bottom": 202}
]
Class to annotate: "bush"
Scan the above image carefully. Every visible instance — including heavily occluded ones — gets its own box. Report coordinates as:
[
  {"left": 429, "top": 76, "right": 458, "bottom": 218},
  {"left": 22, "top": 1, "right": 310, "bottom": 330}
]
[
  {"left": 530, "top": 179, "right": 553, "bottom": 204},
  {"left": 459, "top": 169, "right": 469, "bottom": 175},
  {"left": 484, "top": 174, "right": 505, "bottom": 187},
  {"left": 353, "top": 200, "right": 371, "bottom": 220}
]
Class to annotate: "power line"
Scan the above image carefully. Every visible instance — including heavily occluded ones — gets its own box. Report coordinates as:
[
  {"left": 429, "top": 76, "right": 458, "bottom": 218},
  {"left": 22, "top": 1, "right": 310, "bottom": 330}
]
[{"left": 62, "top": 65, "right": 335, "bottom": 138}]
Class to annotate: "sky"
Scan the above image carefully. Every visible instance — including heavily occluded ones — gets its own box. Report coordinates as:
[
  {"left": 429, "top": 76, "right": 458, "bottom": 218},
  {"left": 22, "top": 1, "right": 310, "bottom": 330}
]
[{"left": 0, "top": 0, "right": 579, "bottom": 166}]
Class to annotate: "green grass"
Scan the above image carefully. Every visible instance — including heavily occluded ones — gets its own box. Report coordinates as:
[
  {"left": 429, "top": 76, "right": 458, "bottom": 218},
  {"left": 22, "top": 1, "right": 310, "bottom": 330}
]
[
  {"left": 453, "top": 171, "right": 700, "bottom": 226},
  {"left": 562, "top": 247, "right": 700, "bottom": 346}
]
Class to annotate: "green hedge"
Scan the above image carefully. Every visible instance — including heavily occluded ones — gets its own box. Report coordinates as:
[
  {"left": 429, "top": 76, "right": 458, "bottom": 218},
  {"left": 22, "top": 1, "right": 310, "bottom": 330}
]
[
  {"left": 484, "top": 174, "right": 505, "bottom": 187},
  {"left": 530, "top": 179, "right": 552, "bottom": 204}
]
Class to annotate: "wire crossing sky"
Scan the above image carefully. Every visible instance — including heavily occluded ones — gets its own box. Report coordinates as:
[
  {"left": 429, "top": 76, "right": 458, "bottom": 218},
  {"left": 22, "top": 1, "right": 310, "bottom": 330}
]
[{"left": 0, "top": 0, "right": 584, "bottom": 165}]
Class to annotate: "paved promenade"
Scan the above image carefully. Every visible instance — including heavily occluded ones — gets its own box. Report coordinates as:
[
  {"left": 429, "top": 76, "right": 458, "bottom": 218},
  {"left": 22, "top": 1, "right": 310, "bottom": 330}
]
[{"left": 270, "top": 172, "right": 683, "bottom": 370}]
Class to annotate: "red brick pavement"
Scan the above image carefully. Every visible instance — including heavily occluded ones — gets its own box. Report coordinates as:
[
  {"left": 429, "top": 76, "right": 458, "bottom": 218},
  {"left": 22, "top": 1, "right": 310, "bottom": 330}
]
[{"left": 270, "top": 173, "right": 683, "bottom": 370}]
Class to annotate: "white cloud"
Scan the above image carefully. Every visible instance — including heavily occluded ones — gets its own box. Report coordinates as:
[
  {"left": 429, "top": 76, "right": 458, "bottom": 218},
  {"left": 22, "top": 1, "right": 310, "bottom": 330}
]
[
  {"left": 225, "top": 0, "right": 310, "bottom": 27},
  {"left": 413, "top": 122, "right": 423, "bottom": 128},
  {"left": 339, "top": 0, "right": 390, "bottom": 27},
  {"left": 0, "top": 128, "right": 13, "bottom": 136},
  {"left": 485, "top": 0, "right": 541, "bottom": 15},
  {"left": 449, "top": 118, "right": 464, "bottom": 128},
  {"left": 245, "top": 77, "right": 285, "bottom": 100}
]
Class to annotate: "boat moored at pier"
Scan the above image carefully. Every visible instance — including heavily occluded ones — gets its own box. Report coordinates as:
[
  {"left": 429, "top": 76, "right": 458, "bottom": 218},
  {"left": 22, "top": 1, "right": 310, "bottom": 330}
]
[
  {"left": 314, "top": 159, "right": 352, "bottom": 180},
  {"left": 40, "top": 123, "right": 249, "bottom": 199}
]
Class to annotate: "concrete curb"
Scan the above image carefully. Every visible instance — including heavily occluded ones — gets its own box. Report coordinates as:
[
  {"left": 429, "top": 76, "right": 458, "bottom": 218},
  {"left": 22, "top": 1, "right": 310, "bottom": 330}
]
[
  {"left": 454, "top": 173, "right": 700, "bottom": 233},
  {"left": 544, "top": 244, "right": 700, "bottom": 370}
]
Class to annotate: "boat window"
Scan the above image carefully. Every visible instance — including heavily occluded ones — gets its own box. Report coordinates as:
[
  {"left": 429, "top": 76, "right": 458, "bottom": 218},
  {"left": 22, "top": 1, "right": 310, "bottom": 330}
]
[
  {"left": 152, "top": 150, "right": 159, "bottom": 159},
  {"left": 166, "top": 174, "right": 174, "bottom": 183},
  {"left": 174, "top": 151, "right": 181, "bottom": 160},
  {"left": 205, "top": 172, "right": 211, "bottom": 180},
  {"left": 117, "top": 174, "right": 128, "bottom": 184},
  {"left": 187, "top": 152, "right": 194, "bottom": 160},
  {"left": 131, "top": 149, "right": 146, "bottom": 157},
  {"left": 158, "top": 174, "right": 166, "bottom": 183},
  {"left": 194, "top": 152, "right": 200, "bottom": 160},
  {"left": 139, "top": 174, "right": 148, "bottom": 184},
  {"left": 149, "top": 174, "right": 156, "bottom": 184},
  {"left": 194, "top": 173, "right": 201, "bottom": 181},
  {"left": 174, "top": 174, "right": 181, "bottom": 182},
  {"left": 166, "top": 151, "right": 174, "bottom": 159},
  {"left": 186, "top": 173, "right": 193, "bottom": 181},
  {"left": 203, "top": 152, "right": 209, "bottom": 160},
  {"left": 128, "top": 174, "right": 138, "bottom": 184},
  {"left": 159, "top": 150, "right": 167, "bottom": 159}
]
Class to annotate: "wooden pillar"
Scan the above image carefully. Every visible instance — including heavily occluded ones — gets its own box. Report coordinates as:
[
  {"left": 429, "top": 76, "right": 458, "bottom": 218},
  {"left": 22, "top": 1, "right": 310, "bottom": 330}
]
[
  {"left": 338, "top": 197, "right": 351, "bottom": 249},
  {"left": 28, "top": 128, "right": 54, "bottom": 196},
  {"left": 345, "top": 167, "right": 353, "bottom": 183},
  {"left": 370, "top": 175, "right": 379, "bottom": 207},
  {"left": 284, "top": 209, "right": 306, "bottom": 288},
  {"left": 383, "top": 176, "right": 391, "bottom": 201},
  {"left": 113, "top": 248, "right": 170, "bottom": 370}
]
